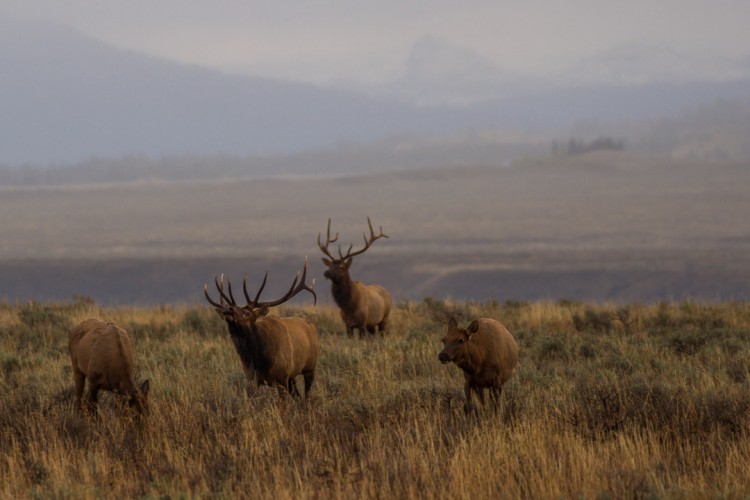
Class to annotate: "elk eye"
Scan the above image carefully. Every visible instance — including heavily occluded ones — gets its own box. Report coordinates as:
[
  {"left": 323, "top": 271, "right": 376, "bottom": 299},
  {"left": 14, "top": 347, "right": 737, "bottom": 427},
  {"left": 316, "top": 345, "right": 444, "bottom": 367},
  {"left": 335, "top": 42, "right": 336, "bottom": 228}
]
[{"left": 458, "top": 338, "right": 465, "bottom": 343}]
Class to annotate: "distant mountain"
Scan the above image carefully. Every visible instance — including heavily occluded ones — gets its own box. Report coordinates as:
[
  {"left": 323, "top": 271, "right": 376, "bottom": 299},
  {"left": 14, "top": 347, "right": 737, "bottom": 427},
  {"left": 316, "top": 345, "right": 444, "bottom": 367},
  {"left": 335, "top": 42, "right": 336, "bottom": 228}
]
[
  {"left": 356, "top": 35, "right": 541, "bottom": 107},
  {"left": 1, "top": 17, "right": 749, "bottom": 166},
  {"left": 346, "top": 36, "right": 750, "bottom": 107},
  {"left": 0, "top": 17, "right": 441, "bottom": 164}
]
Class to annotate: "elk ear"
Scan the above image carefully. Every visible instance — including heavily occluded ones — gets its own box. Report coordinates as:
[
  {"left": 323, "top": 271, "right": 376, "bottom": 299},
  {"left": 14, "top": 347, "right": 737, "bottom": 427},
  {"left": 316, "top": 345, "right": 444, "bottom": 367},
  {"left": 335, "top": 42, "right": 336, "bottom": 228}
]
[
  {"left": 139, "top": 379, "right": 150, "bottom": 398},
  {"left": 466, "top": 320, "right": 480, "bottom": 337},
  {"left": 448, "top": 317, "right": 458, "bottom": 330},
  {"left": 344, "top": 258, "right": 353, "bottom": 270},
  {"left": 258, "top": 305, "right": 270, "bottom": 317},
  {"left": 322, "top": 257, "right": 332, "bottom": 267}
]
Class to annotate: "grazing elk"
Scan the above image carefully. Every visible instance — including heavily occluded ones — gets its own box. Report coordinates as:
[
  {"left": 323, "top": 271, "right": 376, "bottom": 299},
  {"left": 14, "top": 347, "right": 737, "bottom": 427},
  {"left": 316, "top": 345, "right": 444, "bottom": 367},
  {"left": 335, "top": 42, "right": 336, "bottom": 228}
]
[
  {"left": 204, "top": 258, "right": 319, "bottom": 404},
  {"left": 69, "top": 318, "right": 150, "bottom": 416},
  {"left": 438, "top": 317, "right": 519, "bottom": 413},
  {"left": 319, "top": 217, "right": 392, "bottom": 337}
]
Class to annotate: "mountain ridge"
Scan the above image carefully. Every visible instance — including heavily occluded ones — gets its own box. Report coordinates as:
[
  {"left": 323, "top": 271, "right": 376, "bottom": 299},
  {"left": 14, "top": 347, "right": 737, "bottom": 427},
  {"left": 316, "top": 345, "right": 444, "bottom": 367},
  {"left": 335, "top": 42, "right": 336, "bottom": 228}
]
[{"left": 2, "top": 16, "right": 749, "bottom": 166}]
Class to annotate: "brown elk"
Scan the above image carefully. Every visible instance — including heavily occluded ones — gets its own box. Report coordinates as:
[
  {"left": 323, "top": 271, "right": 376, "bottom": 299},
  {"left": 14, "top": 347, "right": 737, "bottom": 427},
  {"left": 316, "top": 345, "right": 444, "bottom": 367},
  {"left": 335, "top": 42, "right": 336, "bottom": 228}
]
[
  {"left": 438, "top": 317, "right": 519, "bottom": 413},
  {"left": 204, "top": 258, "right": 319, "bottom": 404},
  {"left": 69, "top": 318, "right": 150, "bottom": 416},
  {"left": 319, "top": 217, "right": 392, "bottom": 337}
]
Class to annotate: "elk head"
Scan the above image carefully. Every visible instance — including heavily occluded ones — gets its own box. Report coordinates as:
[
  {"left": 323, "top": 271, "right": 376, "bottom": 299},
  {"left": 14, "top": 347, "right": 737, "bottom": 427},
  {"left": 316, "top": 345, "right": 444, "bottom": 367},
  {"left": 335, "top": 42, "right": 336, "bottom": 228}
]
[
  {"left": 438, "top": 317, "right": 480, "bottom": 365},
  {"left": 204, "top": 257, "right": 317, "bottom": 327},
  {"left": 128, "top": 380, "right": 151, "bottom": 415},
  {"left": 318, "top": 217, "right": 388, "bottom": 284}
]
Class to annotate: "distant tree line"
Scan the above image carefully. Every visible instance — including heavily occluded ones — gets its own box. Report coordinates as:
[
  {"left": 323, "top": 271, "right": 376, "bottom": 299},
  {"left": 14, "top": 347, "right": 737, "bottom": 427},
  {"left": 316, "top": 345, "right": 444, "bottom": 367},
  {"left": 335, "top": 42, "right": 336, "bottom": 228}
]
[{"left": 552, "top": 137, "right": 625, "bottom": 156}]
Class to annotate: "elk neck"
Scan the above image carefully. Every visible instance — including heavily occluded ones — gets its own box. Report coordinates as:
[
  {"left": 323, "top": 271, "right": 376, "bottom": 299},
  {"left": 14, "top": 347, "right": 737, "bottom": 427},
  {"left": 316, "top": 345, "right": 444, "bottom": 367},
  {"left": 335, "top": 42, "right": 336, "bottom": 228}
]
[
  {"left": 226, "top": 320, "right": 259, "bottom": 373},
  {"left": 330, "top": 273, "right": 359, "bottom": 309},
  {"left": 227, "top": 318, "right": 279, "bottom": 377},
  {"left": 455, "top": 340, "right": 485, "bottom": 376}
]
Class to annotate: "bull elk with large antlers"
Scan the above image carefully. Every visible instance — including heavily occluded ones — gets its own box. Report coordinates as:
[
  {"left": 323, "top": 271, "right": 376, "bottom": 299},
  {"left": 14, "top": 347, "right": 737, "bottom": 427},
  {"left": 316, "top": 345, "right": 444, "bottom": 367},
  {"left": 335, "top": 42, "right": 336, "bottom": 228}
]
[
  {"left": 204, "top": 258, "right": 319, "bottom": 404},
  {"left": 319, "top": 217, "right": 392, "bottom": 337}
]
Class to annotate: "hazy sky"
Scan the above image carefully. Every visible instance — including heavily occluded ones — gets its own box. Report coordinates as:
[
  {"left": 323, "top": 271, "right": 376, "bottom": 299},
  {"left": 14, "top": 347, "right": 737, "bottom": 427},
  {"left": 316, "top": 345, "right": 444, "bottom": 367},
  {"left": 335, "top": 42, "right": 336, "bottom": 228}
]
[{"left": 3, "top": 0, "right": 750, "bottom": 85}]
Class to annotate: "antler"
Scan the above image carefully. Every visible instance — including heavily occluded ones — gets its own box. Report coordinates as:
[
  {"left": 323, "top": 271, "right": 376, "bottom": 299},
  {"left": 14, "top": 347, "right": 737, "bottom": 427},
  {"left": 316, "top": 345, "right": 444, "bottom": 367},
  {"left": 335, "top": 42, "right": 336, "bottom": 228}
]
[
  {"left": 317, "top": 218, "right": 339, "bottom": 260},
  {"left": 204, "top": 274, "right": 237, "bottom": 308},
  {"left": 341, "top": 217, "right": 388, "bottom": 260},
  {"left": 319, "top": 217, "right": 388, "bottom": 262},
  {"left": 245, "top": 257, "right": 317, "bottom": 308}
]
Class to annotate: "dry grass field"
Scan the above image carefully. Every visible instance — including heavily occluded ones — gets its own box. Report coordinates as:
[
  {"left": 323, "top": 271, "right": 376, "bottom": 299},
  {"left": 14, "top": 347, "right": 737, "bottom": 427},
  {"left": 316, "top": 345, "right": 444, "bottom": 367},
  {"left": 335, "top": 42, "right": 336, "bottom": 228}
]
[{"left": 2, "top": 298, "right": 750, "bottom": 498}]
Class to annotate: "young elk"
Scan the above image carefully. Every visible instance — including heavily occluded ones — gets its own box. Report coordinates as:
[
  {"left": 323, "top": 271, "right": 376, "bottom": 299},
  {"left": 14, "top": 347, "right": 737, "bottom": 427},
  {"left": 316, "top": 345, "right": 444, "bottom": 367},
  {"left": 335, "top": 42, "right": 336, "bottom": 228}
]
[
  {"left": 438, "top": 317, "right": 519, "bottom": 414},
  {"left": 204, "top": 258, "right": 319, "bottom": 404},
  {"left": 319, "top": 217, "right": 392, "bottom": 337},
  {"left": 69, "top": 319, "right": 150, "bottom": 416}
]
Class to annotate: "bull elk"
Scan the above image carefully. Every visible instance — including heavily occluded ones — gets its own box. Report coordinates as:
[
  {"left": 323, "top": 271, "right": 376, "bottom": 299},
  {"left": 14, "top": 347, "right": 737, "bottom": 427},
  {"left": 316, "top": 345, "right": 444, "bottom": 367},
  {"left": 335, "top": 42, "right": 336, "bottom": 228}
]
[
  {"left": 69, "top": 318, "right": 150, "bottom": 416},
  {"left": 438, "top": 317, "right": 519, "bottom": 413},
  {"left": 204, "top": 258, "right": 319, "bottom": 404},
  {"left": 319, "top": 217, "right": 392, "bottom": 337}
]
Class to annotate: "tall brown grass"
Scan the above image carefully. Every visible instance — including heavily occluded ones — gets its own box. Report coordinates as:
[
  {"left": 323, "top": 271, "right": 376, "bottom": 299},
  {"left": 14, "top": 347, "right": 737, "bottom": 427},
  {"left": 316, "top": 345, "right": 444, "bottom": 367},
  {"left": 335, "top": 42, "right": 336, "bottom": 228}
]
[{"left": 1, "top": 298, "right": 749, "bottom": 498}]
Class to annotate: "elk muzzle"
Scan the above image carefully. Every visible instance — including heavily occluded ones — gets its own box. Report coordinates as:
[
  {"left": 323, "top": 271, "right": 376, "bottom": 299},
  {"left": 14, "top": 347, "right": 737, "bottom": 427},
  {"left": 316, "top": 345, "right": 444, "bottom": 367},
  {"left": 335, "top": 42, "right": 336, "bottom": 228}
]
[{"left": 438, "top": 350, "right": 453, "bottom": 364}]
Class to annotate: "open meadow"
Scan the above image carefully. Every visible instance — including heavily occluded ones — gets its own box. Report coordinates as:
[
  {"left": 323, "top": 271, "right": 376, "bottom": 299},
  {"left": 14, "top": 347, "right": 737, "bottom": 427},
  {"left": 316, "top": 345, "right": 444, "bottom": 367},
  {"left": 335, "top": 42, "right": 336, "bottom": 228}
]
[{"left": 2, "top": 298, "right": 750, "bottom": 498}]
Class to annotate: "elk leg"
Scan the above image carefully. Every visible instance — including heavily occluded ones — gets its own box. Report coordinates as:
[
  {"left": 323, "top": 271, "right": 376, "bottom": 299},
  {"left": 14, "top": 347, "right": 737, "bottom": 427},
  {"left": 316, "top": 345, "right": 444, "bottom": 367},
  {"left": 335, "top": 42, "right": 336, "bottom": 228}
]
[
  {"left": 366, "top": 325, "right": 376, "bottom": 336},
  {"left": 86, "top": 385, "right": 100, "bottom": 415},
  {"left": 489, "top": 386, "right": 502, "bottom": 409},
  {"left": 73, "top": 370, "right": 86, "bottom": 412},
  {"left": 378, "top": 319, "right": 388, "bottom": 336},
  {"left": 463, "top": 381, "right": 473, "bottom": 414},
  {"left": 346, "top": 325, "right": 355, "bottom": 338},
  {"left": 303, "top": 371, "right": 315, "bottom": 400},
  {"left": 276, "top": 383, "right": 289, "bottom": 415},
  {"left": 287, "top": 378, "right": 302, "bottom": 399},
  {"left": 475, "top": 386, "right": 487, "bottom": 407}
]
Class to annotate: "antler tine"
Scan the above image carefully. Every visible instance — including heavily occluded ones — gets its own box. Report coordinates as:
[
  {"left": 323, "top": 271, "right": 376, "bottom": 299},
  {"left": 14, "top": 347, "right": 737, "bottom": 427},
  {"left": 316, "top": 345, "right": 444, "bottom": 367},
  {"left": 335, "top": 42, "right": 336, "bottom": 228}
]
[
  {"left": 215, "top": 274, "right": 235, "bottom": 306},
  {"left": 242, "top": 274, "right": 252, "bottom": 305},
  {"left": 257, "top": 257, "right": 317, "bottom": 308},
  {"left": 338, "top": 242, "right": 353, "bottom": 260},
  {"left": 309, "top": 279, "right": 317, "bottom": 305},
  {"left": 367, "top": 216, "right": 389, "bottom": 240},
  {"left": 342, "top": 216, "right": 389, "bottom": 259},
  {"left": 266, "top": 273, "right": 300, "bottom": 307},
  {"left": 203, "top": 283, "right": 224, "bottom": 308},
  {"left": 226, "top": 277, "right": 238, "bottom": 305},
  {"left": 318, "top": 218, "right": 340, "bottom": 260},
  {"left": 295, "top": 256, "right": 317, "bottom": 305},
  {"left": 327, "top": 218, "right": 339, "bottom": 243},
  {"left": 252, "top": 272, "right": 269, "bottom": 306}
]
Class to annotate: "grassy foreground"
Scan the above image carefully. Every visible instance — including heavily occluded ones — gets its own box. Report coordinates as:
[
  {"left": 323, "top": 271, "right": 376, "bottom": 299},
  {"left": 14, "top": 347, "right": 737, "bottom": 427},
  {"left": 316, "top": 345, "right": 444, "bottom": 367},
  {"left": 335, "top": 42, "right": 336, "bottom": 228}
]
[{"left": 1, "top": 298, "right": 750, "bottom": 498}]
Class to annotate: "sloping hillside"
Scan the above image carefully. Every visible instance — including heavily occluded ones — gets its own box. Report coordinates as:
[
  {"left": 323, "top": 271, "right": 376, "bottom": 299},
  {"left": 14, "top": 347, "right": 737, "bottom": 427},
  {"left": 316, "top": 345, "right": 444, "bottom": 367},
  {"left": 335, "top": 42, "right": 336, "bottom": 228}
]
[{"left": 1, "top": 152, "right": 748, "bottom": 303}]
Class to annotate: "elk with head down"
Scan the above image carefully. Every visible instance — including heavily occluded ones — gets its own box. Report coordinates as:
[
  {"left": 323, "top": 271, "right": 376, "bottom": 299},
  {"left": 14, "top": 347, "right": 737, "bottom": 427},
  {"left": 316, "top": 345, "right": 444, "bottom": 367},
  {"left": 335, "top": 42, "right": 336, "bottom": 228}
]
[
  {"left": 319, "top": 217, "right": 392, "bottom": 337},
  {"left": 69, "top": 318, "right": 150, "bottom": 416},
  {"left": 438, "top": 317, "right": 519, "bottom": 413},
  {"left": 204, "top": 258, "right": 319, "bottom": 404}
]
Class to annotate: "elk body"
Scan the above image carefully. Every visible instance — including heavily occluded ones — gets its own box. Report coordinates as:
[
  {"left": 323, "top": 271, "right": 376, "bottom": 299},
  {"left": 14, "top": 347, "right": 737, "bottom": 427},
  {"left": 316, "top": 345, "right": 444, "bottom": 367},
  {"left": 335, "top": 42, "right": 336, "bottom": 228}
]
[
  {"left": 438, "top": 317, "right": 519, "bottom": 413},
  {"left": 68, "top": 318, "right": 150, "bottom": 415},
  {"left": 319, "top": 217, "right": 392, "bottom": 337},
  {"left": 205, "top": 259, "right": 319, "bottom": 403}
]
